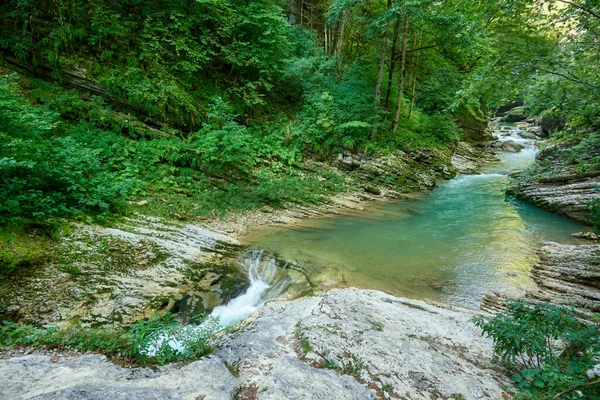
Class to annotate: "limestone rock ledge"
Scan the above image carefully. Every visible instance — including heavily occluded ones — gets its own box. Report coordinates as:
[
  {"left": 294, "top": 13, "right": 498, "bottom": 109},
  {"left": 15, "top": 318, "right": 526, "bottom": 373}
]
[
  {"left": 482, "top": 242, "right": 600, "bottom": 321},
  {"left": 508, "top": 143, "right": 600, "bottom": 225},
  {"left": 1, "top": 289, "right": 512, "bottom": 400}
]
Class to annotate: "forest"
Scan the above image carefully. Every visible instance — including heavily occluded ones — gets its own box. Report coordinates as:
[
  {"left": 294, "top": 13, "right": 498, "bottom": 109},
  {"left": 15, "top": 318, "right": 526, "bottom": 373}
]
[
  {"left": 1, "top": 0, "right": 599, "bottom": 398},
  {"left": 0, "top": 0, "right": 596, "bottom": 226}
]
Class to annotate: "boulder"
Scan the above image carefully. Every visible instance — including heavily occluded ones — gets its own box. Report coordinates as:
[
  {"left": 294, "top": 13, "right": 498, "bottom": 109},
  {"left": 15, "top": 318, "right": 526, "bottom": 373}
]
[
  {"left": 499, "top": 140, "right": 524, "bottom": 152},
  {"left": 505, "top": 107, "right": 527, "bottom": 122},
  {"left": 493, "top": 100, "right": 524, "bottom": 117},
  {"left": 518, "top": 131, "right": 537, "bottom": 140},
  {"left": 0, "top": 289, "right": 514, "bottom": 400},
  {"left": 455, "top": 104, "right": 495, "bottom": 142},
  {"left": 540, "top": 114, "right": 566, "bottom": 138}
]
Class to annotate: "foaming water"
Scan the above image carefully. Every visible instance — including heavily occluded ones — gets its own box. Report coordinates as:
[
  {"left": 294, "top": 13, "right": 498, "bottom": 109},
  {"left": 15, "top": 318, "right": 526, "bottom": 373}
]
[
  {"left": 144, "top": 251, "right": 292, "bottom": 356},
  {"left": 211, "top": 250, "right": 292, "bottom": 327},
  {"left": 246, "top": 125, "right": 587, "bottom": 308}
]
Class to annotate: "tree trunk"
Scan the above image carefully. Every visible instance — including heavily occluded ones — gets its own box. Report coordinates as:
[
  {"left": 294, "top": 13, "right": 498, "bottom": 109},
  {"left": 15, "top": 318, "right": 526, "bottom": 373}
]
[
  {"left": 391, "top": 15, "right": 410, "bottom": 133},
  {"left": 324, "top": 21, "right": 328, "bottom": 53},
  {"left": 372, "top": 0, "right": 393, "bottom": 137},
  {"left": 288, "top": 0, "right": 297, "bottom": 24},
  {"left": 384, "top": 16, "right": 401, "bottom": 112},
  {"left": 335, "top": 11, "right": 347, "bottom": 58},
  {"left": 408, "top": 29, "right": 421, "bottom": 122}
]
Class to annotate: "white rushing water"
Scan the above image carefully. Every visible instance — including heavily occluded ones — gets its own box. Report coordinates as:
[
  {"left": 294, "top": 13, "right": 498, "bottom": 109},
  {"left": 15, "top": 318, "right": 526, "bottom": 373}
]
[
  {"left": 144, "top": 250, "right": 292, "bottom": 357},
  {"left": 210, "top": 250, "right": 292, "bottom": 327}
]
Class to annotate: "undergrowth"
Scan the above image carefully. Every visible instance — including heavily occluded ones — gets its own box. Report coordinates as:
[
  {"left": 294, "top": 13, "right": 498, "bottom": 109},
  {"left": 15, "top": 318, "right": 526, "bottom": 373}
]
[
  {"left": 473, "top": 300, "right": 600, "bottom": 399},
  {"left": 0, "top": 68, "right": 457, "bottom": 227}
]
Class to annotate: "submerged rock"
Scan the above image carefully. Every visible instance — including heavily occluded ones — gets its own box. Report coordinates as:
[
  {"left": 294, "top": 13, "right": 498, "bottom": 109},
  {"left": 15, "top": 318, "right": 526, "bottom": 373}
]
[
  {"left": 0, "top": 289, "right": 512, "bottom": 400},
  {"left": 571, "top": 231, "right": 599, "bottom": 241}
]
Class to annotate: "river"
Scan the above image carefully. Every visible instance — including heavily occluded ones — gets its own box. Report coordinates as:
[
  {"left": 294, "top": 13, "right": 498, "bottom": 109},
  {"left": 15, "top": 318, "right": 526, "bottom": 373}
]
[{"left": 211, "top": 123, "right": 586, "bottom": 328}]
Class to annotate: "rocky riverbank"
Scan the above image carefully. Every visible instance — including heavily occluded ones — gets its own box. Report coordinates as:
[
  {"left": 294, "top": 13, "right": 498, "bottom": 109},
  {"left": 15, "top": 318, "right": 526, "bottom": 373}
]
[
  {"left": 481, "top": 241, "right": 600, "bottom": 321},
  {"left": 507, "top": 140, "right": 600, "bottom": 225},
  {"left": 0, "top": 289, "right": 512, "bottom": 400},
  {"left": 204, "top": 142, "right": 497, "bottom": 237},
  {"left": 483, "top": 115, "right": 600, "bottom": 322}
]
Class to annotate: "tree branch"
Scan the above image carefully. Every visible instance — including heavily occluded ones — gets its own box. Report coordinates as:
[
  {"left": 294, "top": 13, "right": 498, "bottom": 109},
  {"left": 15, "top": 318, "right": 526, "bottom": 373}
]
[
  {"left": 530, "top": 66, "right": 600, "bottom": 98},
  {"left": 553, "top": 379, "right": 600, "bottom": 399},
  {"left": 557, "top": 0, "right": 600, "bottom": 21}
]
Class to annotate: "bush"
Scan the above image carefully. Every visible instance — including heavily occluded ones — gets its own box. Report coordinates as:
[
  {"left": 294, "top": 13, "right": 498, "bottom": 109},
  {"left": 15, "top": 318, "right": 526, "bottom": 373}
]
[{"left": 473, "top": 300, "right": 600, "bottom": 399}]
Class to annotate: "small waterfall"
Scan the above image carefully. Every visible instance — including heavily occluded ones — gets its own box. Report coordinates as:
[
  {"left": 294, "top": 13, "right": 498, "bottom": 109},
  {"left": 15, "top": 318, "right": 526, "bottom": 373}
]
[
  {"left": 211, "top": 250, "right": 292, "bottom": 327},
  {"left": 143, "top": 250, "right": 292, "bottom": 357}
]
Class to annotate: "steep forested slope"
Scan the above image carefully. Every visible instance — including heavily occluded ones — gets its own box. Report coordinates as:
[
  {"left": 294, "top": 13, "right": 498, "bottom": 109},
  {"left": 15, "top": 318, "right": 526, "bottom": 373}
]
[{"left": 0, "top": 0, "right": 502, "bottom": 228}]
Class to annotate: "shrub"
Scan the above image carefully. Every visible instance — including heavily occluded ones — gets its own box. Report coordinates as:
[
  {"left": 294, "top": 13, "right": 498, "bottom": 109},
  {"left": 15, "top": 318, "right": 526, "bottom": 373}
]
[
  {"left": 0, "top": 74, "right": 134, "bottom": 223},
  {"left": 473, "top": 300, "right": 600, "bottom": 399}
]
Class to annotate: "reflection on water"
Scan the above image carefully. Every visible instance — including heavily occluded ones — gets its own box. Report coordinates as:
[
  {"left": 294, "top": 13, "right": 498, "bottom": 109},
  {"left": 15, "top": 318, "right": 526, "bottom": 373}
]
[{"left": 245, "top": 126, "right": 586, "bottom": 308}]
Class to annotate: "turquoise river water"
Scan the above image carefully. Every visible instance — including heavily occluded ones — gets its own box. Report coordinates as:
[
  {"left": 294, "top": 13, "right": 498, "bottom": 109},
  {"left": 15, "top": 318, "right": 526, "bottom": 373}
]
[{"left": 242, "top": 126, "right": 587, "bottom": 309}]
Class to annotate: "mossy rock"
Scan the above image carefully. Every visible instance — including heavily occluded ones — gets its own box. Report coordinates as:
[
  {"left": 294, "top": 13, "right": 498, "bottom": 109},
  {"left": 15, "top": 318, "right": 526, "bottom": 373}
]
[
  {"left": 505, "top": 107, "right": 527, "bottom": 122},
  {"left": 454, "top": 103, "right": 493, "bottom": 142}
]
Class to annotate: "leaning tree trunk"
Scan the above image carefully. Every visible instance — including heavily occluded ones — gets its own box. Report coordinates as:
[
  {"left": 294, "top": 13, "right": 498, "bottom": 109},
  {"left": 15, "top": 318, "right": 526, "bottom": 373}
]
[
  {"left": 391, "top": 15, "right": 410, "bottom": 133},
  {"left": 372, "top": 0, "right": 393, "bottom": 137}
]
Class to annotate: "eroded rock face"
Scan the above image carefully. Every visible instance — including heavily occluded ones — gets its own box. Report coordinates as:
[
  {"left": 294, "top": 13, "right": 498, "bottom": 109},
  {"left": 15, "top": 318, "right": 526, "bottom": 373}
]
[
  {"left": 529, "top": 243, "right": 600, "bottom": 318},
  {"left": 0, "top": 289, "right": 512, "bottom": 400},
  {"left": 504, "top": 107, "right": 527, "bottom": 123},
  {"left": 493, "top": 101, "right": 524, "bottom": 117},
  {"left": 482, "top": 242, "right": 600, "bottom": 322},
  {"left": 451, "top": 142, "right": 499, "bottom": 175},
  {"left": 455, "top": 107, "right": 495, "bottom": 143},
  {"left": 336, "top": 148, "right": 454, "bottom": 198},
  {"left": 508, "top": 143, "right": 600, "bottom": 224},
  {"left": 540, "top": 115, "right": 566, "bottom": 138},
  {"left": 0, "top": 215, "right": 247, "bottom": 328}
]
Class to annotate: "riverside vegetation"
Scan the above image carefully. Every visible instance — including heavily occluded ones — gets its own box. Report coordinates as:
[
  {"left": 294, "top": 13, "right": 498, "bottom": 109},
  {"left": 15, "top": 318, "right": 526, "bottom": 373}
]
[{"left": 1, "top": 0, "right": 600, "bottom": 398}]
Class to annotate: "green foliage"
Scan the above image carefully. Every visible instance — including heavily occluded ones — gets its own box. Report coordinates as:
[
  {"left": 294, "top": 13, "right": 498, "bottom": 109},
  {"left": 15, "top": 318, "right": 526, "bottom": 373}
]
[
  {"left": 131, "top": 312, "right": 220, "bottom": 365},
  {"left": 0, "top": 74, "right": 134, "bottom": 224},
  {"left": 473, "top": 300, "right": 600, "bottom": 399},
  {"left": 0, "top": 311, "right": 218, "bottom": 365},
  {"left": 588, "top": 189, "right": 600, "bottom": 237},
  {"left": 0, "top": 224, "right": 54, "bottom": 277},
  {"left": 0, "top": 0, "right": 291, "bottom": 125}
]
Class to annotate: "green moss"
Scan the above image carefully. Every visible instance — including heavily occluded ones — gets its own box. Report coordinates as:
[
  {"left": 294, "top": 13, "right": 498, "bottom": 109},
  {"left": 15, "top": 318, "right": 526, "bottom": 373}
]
[{"left": 0, "top": 224, "right": 56, "bottom": 278}]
